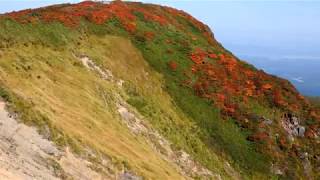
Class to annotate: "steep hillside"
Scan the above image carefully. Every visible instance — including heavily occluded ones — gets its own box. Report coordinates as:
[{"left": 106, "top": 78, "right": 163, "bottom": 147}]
[
  {"left": 0, "top": 1, "right": 319, "bottom": 179},
  {"left": 308, "top": 97, "right": 320, "bottom": 108}
]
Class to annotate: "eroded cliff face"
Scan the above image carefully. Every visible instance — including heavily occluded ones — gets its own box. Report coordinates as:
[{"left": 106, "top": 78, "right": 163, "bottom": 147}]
[{"left": 0, "top": 1, "right": 319, "bottom": 179}]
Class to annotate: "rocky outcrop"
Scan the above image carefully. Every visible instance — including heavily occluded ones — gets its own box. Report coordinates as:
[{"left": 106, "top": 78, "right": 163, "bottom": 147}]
[{"left": 281, "top": 113, "right": 306, "bottom": 139}]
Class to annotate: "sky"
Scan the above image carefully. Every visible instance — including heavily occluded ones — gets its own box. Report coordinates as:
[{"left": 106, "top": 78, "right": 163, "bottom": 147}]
[
  {"left": 156, "top": 1, "right": 320, "bottom": 59},
  {"left": 1, "top": 0, "right": 320, "bottom": 95}
]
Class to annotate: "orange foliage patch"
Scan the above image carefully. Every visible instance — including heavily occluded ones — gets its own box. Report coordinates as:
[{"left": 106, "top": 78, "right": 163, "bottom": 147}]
[
  {"left": 305, "top": 128, "right": 316, "bottom": 139},
  {"left": 208, "top": 53, "right": 217, "bottom": 59},
  {"left": 5, "top": 1, "right": 318, "bottom": 147},
  {"left": 163, "top": 6, "right": 215, "bottom": 44},
  {"left": 217, "top": 54, "right": 238, "bottom": 72},
  {"left": 144, "top": 31, "right": 155, "bottom": 40},
  {"left": 124, "top": 22, "right": 136, "bottom": 33},
  {"left": 247, "top": 132, "right": 269, "bottom": 142},
  {"left": 273, "top": 89, "right": 285, "bottom": 106},
  {"left": 190, "top": 48, "right": 207, "bottom": 64},
  {"left": 168, "top": 60, "right": 178, "bottom": 71},
  {"left": 216, "top": 93, "right": 226, "bottom": 102},
  {"left": 278, "top": 136, "right": 289, "bottom": 150},
  {"left": 262, "top": 83, "right": 273, "bottom": 90}
]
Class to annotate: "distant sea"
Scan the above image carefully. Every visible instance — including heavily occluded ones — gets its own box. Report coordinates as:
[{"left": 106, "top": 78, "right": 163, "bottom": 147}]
[{"left": 239, "top": 55, "right": 320, "bottom": 96}]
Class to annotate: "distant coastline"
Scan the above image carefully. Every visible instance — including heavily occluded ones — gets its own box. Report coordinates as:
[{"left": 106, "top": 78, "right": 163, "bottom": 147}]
[{"left": 239, "top": 55, "right": 320, "bottom": 96}]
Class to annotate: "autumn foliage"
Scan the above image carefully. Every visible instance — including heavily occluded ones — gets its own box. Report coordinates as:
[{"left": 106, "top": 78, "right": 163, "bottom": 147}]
[
  {"left": 168, "top": 60, "right": 178, "bottom": 71},
  {"left": 247, "top": 132, "right": 269, "bottom": 142},
  {"left": 3, "top": 1, "right": 320, "bottom": 176},
  {"left": 4, "top": 2, "right": 313, "bottom": 117},
  {"left": 5, "top": 0, "right": 215, "bottom": 40}
]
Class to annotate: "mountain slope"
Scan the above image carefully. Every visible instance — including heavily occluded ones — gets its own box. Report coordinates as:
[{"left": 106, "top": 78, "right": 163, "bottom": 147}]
[{"left": 0, "top": 1, "right": 319, "bottom": 179}]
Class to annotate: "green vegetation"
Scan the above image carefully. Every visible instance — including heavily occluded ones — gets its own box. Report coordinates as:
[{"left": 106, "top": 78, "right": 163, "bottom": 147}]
[
  {"left": 129, "top": 15, "right": 272, "bottom": 176},
  {"left": 0, "top": 14, "right": 270, "bottom": 178},
  {"left": 1, "top": 2, "right": 318, "bottom": 179},
  {"left": 0, "top": 21, "right": 185, "bottom": 178},
  {"left": 0, "top": 19, "right": 76, "bottom": 48},
  {"left": 307, "top": 96, "right": 320, "bottom": 108},
  {"left": 0, "top": 85, "right": 80, "bottom": 151}
]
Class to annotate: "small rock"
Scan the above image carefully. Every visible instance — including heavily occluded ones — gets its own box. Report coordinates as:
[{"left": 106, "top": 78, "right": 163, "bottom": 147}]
[
  {"left": 274, "top": 169, "right": 283, "bottom": 175},
  {"left": 119, "top": 172, "right": 141, "bottom": 180},
  {"left": 117, "top": 79, "right": 124, "bottom": 87},
  {"left": 271, "top": 164, "right": 284, "bottom": 175},
  {"left": 264, "top": 119, "right": 273, "bottom": 125},
  {"left": 292, "top": 117, "right": 299, "bottom": 126},
  {"left": 292, "top": 128, "right": 299, "bottom": 136},
  {"left": 288, "top": 135, "right": 295, "bottom": 142},
  {"left": 300, "top": 152, "right": 308, "bottom": 160},
  {"left": 297, "top": 126, "right": 306, "bottom": 137},
  {"left": 244, "top": 118, "right": 249, "bottom": 123}
]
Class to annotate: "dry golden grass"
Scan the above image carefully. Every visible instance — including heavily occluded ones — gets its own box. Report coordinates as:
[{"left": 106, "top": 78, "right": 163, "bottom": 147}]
[
  {"left": 0, "top": 34, "right": 244, "bottom": 179},
  {"left": 0, "top": 37, "right": 185, "bottom": 179}
]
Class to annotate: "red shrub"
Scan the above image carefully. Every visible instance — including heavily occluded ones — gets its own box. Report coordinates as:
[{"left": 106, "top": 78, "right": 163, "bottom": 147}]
[
  {"left": 190, "top": 48, "right": 207, "bottom": 64},
  {"left": 305, "top": 129, "right": 316, "bottom": 139},
  {"left": 208, "top": 53, "right": 217, "bottom": 59},
  {"left": 144, "top": 31, "right": 155, "bottom": 40},
  {"left": 247, "top": 132, "right": 269, "bottom": 142},
  {"left": 124, "top": 22, "right": 136, "bottom": 33},
  {"left": 278, "top": 136, "right": 289, "bottom": 150},
  {"left": 89, "top": 9, "right": 112, "bottom": 24},
  {"left": 135, "top": 7, "right": 168, "bottom": 25},
  {"left": 216, "top": 93, "right": 226, "bottom": 103},
  {"left": 273, "top": 89, "right": 284, "bottom": 106},
  {"left": 168, "top": 60, "right": 178, "bottom": 71},
  {"left": 262, "top": 83, "right": 273, "bottom": 90}
]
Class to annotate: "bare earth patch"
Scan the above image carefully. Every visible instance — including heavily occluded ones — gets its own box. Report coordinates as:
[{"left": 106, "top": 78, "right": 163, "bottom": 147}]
[
  {"left": 0, "top": 100, "right": 104, "bottom": 180},
  {"left": 77, "top": 55, "right": 217, "bottom": 179}
]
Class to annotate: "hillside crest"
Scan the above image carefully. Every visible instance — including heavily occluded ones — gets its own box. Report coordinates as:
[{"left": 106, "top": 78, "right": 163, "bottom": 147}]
[{"left": 0, "top": 1, "right": 320, "bottom": 179}]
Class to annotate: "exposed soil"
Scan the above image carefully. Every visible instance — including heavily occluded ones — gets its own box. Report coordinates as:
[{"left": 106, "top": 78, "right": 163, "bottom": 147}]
[
  {"left": 0, "top": 100, "right": 105, "bottom": 180},
  {"left": 77, "top": 55, "right": 219, "bottom": 179}
]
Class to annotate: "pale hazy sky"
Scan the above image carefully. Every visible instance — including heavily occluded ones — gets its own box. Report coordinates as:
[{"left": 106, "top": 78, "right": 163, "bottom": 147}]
[{"left": 154, "top": 1, "right": 320, "bottom": 58}]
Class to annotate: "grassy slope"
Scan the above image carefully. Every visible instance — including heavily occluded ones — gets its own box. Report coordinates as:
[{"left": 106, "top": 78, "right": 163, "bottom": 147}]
[
  {"left": 128, "top": 14, "right": 274, "bottom": 178},
  {"left": 308, "top": 97, "right": 320, "bottom": 108},
  {"left": 81, "top": 19, "right": 272, "bottom": 178},
  {"left": 0, "top": 19, "right": 245, "bottom": 179},
  {"left": 1, "top": 2, "right": 318, "bottom": 178},
  {"left": 0, "top": 21, "right": 185, "bottom": 179},
  {"left": 0, "top": 14, "right": 270, "bottom": 180}
]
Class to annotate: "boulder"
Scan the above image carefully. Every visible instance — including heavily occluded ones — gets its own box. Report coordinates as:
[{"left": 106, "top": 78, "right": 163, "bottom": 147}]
[
  {"left": 297, "top": 126, "right": 305, "bottom": 137},
  {"left": 291, "top": 117, "right": 299, "bottom": 126},
  {"left": 264, "top": 118, "right": 273, "bottom": 125}
]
